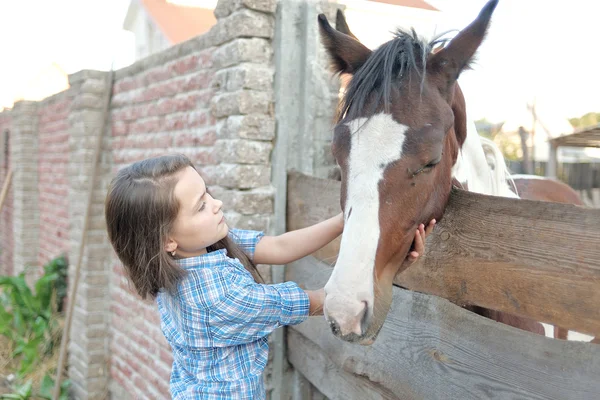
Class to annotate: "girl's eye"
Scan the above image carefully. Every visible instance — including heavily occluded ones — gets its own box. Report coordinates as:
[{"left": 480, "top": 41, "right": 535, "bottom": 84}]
[{"left": 198, "top": 202, "right": 206, "bottom": 212}]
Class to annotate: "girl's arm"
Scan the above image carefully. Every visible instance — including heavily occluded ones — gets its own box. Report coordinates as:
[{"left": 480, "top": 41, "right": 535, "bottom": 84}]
[{"left": 253, "top": 213, "right": 344, "bottom": 265}]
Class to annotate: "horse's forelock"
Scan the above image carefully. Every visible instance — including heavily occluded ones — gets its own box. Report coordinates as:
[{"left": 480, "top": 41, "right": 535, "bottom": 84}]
[{"left": 339, "top": 31, "right": 444, "bottom": 124}]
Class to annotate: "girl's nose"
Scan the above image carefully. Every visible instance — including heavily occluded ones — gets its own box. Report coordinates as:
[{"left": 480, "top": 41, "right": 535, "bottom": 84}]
[{"left": 213, "top": 198, "right": 223, "bottom": 213}]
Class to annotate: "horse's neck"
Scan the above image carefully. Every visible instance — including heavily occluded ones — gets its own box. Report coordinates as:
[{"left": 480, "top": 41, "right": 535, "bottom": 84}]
[{"left": 451, "top": 120, "right": 519, "bottom": 199}]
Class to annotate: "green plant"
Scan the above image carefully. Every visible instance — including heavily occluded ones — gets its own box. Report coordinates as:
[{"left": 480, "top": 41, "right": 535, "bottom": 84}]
[
  {"left": 0, "top": 374, "right": 69, "bottom": 400},
  {"left": 38, "top": 374, "right": 69, "bottom": 400},
  {"left": 0, "top": 380, "right": 31, "bottom": 400},
  {"left": 0, "top": 255, "right": 69, "bottom": 398},
  {"left": 0, "top": 271, "right": 58, "bottom": 376},
  {"left": 41, "top": 256, "right": 68, "bottom": 313}
]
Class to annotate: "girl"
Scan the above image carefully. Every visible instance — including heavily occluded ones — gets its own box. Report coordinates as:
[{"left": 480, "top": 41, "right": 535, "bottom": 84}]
[{"left": 105, "top": 154, "right": 434, "bottom": 399}]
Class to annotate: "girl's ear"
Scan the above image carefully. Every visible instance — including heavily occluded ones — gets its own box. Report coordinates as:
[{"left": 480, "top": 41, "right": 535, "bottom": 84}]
[{"left": 165, "top": 238, "right": 177, "bottom": 253}]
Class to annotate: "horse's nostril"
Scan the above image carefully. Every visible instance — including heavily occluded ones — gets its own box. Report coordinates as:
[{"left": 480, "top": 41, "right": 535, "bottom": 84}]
[
  {"left": 328, "top": 318, "right": 341, "bottom": 335},
  {"left": 360, "top": 301, "right": 370, "bottom": 334}
]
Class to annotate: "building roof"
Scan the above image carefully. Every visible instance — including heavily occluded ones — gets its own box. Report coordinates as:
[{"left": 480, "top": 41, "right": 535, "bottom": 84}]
[
  {"left": 370, "top": 0, "right": 438, "bottom": 11},
  {"left": 124, "top": 0, "right": 436, "bottom": 45},
  {"left": 550, "top": 124, "right": 600, "bottom": 148},
  {"left": 124, "top": 0, "right": 216, "bottom": 44}
]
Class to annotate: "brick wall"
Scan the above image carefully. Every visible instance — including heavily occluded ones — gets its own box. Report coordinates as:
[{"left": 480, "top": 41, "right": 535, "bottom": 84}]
[
  {"left": 10, "top": 101, "right": 40, "bottom": 276},
  {"left": 66, "top": 70, "right": 114, "bottom": 399},
  {"left": 37, "top": 92, "right": 74, "bottom": 270},
  {"left": 0, "top": 0, "right": 340, "bottom": 398},
  {"left": 0, "top": 111, "right": 12, "bottom": 275}
]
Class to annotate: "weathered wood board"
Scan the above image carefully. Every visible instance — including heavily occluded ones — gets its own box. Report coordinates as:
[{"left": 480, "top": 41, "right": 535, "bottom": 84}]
[
  {"left": 287, "top": 257, "right": 600, "bottom": 400},
  {"left": 287, "top": 171, "right": 600, "bottom": 337}
]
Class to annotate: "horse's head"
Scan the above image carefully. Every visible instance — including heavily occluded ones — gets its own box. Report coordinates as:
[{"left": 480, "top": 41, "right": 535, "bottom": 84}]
[{"left": 319, "top": 0, "right": 498, "bottom": 344}]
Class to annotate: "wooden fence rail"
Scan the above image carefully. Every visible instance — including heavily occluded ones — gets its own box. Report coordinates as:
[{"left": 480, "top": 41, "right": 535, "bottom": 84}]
[
  {"left": 287, "top": 171, "right": 600, "bottom": 338},
  {"left": 286, "top": 258, "right": 600, "bottom": 400}
]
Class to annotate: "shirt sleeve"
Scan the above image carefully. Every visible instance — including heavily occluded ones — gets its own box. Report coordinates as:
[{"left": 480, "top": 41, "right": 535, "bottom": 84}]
[
  {"left": 208, "top": 279, "right": 310, "bottom": 346},
  {"left": 228, "top": 228, "right": 264, "bottom": 260}
]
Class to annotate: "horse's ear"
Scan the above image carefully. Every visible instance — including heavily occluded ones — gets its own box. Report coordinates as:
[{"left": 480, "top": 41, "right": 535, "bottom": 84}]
[
  {"left": 335, "top": 9, "right": 359, "bottom": 41},
  {"left": 318, "top": 14, "right": 372, "bottom": 75},
  {"left": 451, "top": 83, "right": 468, "bottom": 147},
  {"left": 429, "top": 0, "right": 498, "bottom": 88}
]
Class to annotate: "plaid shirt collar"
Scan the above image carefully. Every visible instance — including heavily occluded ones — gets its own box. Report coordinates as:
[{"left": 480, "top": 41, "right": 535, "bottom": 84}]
[{"left": 176, "top": 248, "right": 228, "bottom": 270}]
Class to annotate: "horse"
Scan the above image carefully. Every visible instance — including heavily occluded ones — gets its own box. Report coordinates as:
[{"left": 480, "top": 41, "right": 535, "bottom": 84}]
[{"left": 317, "top": 0, "right": 590, "bottom": 345}]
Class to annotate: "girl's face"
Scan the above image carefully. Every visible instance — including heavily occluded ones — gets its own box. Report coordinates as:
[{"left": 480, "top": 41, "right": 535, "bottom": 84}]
[{"left": 166, "top": 166, "right": 228, "bottom": 258}]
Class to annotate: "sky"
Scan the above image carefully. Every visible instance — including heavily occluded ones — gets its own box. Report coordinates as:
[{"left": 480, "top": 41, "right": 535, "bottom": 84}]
[
  {"left": 0, "top": 0, "right": 133, "bottom": 108},
  {"left": 426, "top": 0, "right": 600, "bottom": 123},
  {"left": 0, "top": 0, "right": 598, "bottom": 124}
]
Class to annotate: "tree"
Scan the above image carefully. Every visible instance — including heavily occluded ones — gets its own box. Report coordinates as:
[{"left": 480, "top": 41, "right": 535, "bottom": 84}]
[{"left": 569, "top": 112, "right": 600, "bottom": 129}]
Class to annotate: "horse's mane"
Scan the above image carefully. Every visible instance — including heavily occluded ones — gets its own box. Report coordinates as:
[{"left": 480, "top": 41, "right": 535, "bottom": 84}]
[
  {"left": 339, "top": 29, "right": 447, "bottom": 123},
  {"left": 478, "top": 136, "right": 519, "bottom": 197}
]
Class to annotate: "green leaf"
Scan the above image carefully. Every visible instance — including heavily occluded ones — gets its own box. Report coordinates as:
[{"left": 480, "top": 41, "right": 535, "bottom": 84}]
[
  {"left": 33, "top": 317, "right": 48, "bottom": 337},
  {"left": 38, "top": 375, "right": 54, "bottom": 399},
  {"left": 11, "top": 379, "right": 32, "bottom": 398},
  {"left": 60, "top": 378, "right": 71, "bottom": 399},
  {"left": 34, "top": 273, "right": 58, "bottom": 311}
]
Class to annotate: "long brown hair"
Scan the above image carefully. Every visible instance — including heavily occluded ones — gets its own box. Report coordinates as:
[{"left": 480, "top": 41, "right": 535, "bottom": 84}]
[{"left": 105, "top": 154, "right": 263, "bottom": 300}]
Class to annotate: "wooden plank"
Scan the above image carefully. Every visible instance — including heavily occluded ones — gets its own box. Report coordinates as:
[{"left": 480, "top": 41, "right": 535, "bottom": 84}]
[
  {"left": 399, "top": 186, "right": 600, "bottom": 337},
  {"left": 286, "top": 171, "right": 600, "bottom": 337},
  {"left": 288, "top": 330, "right": 401, "bottom": 400},
  {"left": 0, "top": 167, "right": 12, "bottom": 213},
  {"left": 287, "top": 258, "right": 600, "bottom": 400},
  {"left": 287, "top": 169, "right": 342, "bottom": 264}
]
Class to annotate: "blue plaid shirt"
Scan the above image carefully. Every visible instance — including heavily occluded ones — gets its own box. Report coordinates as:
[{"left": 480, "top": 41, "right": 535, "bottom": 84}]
[{"left": 157, "top": 229, "right": 310, "bottom": 399}]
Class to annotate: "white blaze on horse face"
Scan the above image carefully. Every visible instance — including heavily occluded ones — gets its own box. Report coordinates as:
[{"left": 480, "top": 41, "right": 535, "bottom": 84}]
[{"left": 324, "top": 113, "right": 408, "bottom": 337}]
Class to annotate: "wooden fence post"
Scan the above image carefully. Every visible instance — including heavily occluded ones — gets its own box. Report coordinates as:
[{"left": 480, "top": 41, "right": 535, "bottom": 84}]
[{"left": 547, "top": 142, "right": 558, "bottom": 178}]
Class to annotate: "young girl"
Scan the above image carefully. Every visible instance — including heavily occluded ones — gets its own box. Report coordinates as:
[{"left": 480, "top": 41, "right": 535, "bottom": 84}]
[{"left": 105, "top": 154, "right": 433, "bottom": 399}]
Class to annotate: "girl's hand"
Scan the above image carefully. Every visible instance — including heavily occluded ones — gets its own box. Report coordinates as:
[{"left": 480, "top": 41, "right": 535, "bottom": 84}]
[
  {"left": 404, "top": 219, "right": 436, "bottom": 265},
  {"left": 336, "top": 212, "right": 345, "bottom": 232},
  {"left": 306, "top": 288, "right": 325, "bottom": 316}
]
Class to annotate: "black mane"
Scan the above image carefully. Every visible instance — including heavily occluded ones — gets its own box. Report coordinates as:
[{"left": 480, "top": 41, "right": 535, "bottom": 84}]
[{"left": 339, "top": 29, "right": 446, "bottom": 122}]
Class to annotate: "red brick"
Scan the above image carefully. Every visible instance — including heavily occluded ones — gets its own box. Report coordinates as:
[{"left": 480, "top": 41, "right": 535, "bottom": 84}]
[
  {"left": 160, "top": 348, "right": 173, "bottom": 365},
  {"left": 144, "top": 306, "right": 161, "bottom": 326},
  {"left": 169, "top": 54, "right": 199, "bottom": 75},
  {"left": 176, "top": 148, "right": 218, "bottom": 166},
  {"left": 173, "top": 130, "right": 217, "bottom": 147},
  {"left": 112, "top": 121, "right": 129, "bottom": 136},
  {"left": 113, "top": 359, "right": 133, "bottom": 380},
  {"left": 147, "top": 96, "right": 197, "bottom": 117},
  {"left": 144, "top": 66, "right": 174, "bottom": 85},
  {"left": 134, "top": 80, "right": 181, "bottom": 103},
  {"left": 35, "top": 98, "right": 71, "bottom": 267},
  {"left": 114, "top": 76, "right": 142, "bottom": 94},
  {"left": 129, "top": 118, "right": 162, "bottom": 134},
  {"left": 196, "top": 90, "right": 215, "bottom": 109},
  {"left": 182, "top": 71, "right": 213, "bottom": 92},
  {"left": 198, "top": 49, "right": 214, "bottom": 68}
]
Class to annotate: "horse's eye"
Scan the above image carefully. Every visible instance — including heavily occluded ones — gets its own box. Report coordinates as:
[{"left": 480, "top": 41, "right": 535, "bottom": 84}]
[
  {"left": 424, "top": 157, "right": 441, "bottom": 170},
  {"left": 411, "top": 157, "right": 442, "bottom": 177}
]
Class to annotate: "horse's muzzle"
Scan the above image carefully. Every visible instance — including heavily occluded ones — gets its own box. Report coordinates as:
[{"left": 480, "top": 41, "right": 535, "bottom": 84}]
[{"left": 324, "top": 293, "right": 370, "bottom": 341}]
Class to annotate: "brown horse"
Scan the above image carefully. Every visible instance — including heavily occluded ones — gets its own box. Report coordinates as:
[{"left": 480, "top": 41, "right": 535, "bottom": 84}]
[{"left": 317, "top": 0, "right": 589, "bottom": 344}]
